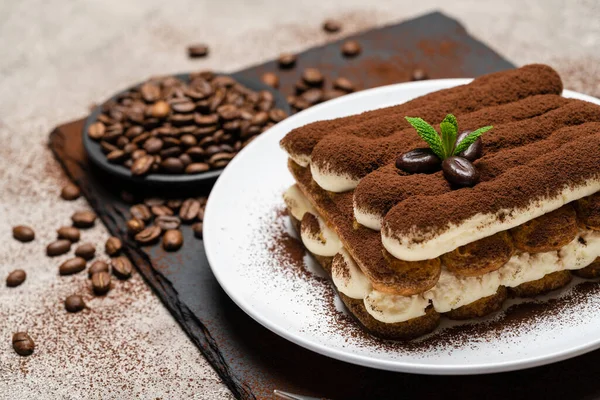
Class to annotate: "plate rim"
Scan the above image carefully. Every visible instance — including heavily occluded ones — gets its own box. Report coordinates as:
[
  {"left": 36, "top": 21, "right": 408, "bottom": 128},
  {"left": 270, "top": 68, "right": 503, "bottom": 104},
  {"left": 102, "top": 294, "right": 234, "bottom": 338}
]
[{"left": 204, "top": 78, "right": 600, "bottom": 375}]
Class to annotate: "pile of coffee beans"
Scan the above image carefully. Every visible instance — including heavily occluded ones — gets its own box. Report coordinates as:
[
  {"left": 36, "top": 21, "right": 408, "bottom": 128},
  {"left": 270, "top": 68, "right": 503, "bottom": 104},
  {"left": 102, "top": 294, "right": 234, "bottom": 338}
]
[{"left": 87, "top": 72, "right": 288, "bottom": 176}]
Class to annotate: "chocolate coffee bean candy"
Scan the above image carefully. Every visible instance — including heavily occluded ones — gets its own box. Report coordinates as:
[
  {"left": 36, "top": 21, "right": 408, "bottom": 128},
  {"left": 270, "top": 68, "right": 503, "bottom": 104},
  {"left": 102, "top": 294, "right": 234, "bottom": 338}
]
[
  {"left": 341, "top": 40, "right": 361, "bottom": 57},
  {"left": 155, "top": 215, "right": 181, "bottom": 230},
  {"left": 111, "top": 256, "right": 133, "bottom": 280},
  {"left": 46, "top": 239, "right": 72, "bottom": 257},
  {"left": 126, "top": 218, "right": 145, "bottom": 235},
  {"left": 302, "top": 68, "right": 324, "bottom": 87},
  {"left": 88, "top": 260, "right": 109, "bottom": 277},
  {"left": 268, "top": 109, "right": 287, "bottom": 123},
  {"left": 322, "top": 19, "right": 342, "bottom": 33},
  {"left": 59, "top": 257, "right": 87, "bottom": 275},
  {"left": 180, "top": 199, "right": 201, "bottom": 223},
  {"left": 134, "top": 226, "right": 162, "bottom": 244},
  {"left": 150, "top": 101, "right": 170, "bottom": 118},
  {"left": 411, "top": 68, "right": 428, "bottom": 81},
  {"left": 6, "top": 269, "right": 26, "bottom": 287},
  {"left": 185, "top": 163, "right": 210, "bottom": 174},
  {"left": 12, "top": 332, "right": 34, "bottom": 356},
  {"left": 162, "top": 229, "right": 184, "bottom": 251},
  {"left": 91, "top": 271, "right": 111, "bottom": 295},
  {"left": 442, "top": 156, "right": 480, "bottom": 187},
  {"left": 188, "top": 44, "right": 209, "bottom": 58},
  {"left": 57, "top": 226, "right": 80, "bottom": 242},
  {"left": 71, "top": 210, "right": 96, "bottom": 228},
  {"left": 332, "top": 77, "right": 355, "bottom": 93},
  {"left": 455, "top": 130, "right": 483, "bottom": 161},
  {"left": 131, "top": 155, "right": 154, "bottom": 176},
  {"left": 88, "top": 122, "right": 106, "bottom": 140},
  {"left": 278, "top": 53, "right": 297, "bottom": 69},
  {"left": 13, "top": 225, "right": 35, "bottom": 242},
  {"left": 161, "top": 157, "right": 185, "bottom": 174},
  {"left": 192, "top": 222, "right": 203, "bottom": 239},
  {"left": 151, "top": 205, "right": 173, "bottom": 217},
  {"left": 65, "top": 295, "right": 86, "bottom": 313},
  {"left": 130, "top": 204, "right": 152, "bottom": 222},
  {"left": 261, "top": 72, "right": 279, "bottom": 88},
  {"left": 60, "top": 183, "right": 81, "bottom": 200},
  {"left": 105, "top": 237, "right": 122, "bottom": 256},
  {"left": 301, "top": 89, "right": 323, "bottom": 105},
  {"left": 396, "top": 148, "right": 442, "bottom": 174}
]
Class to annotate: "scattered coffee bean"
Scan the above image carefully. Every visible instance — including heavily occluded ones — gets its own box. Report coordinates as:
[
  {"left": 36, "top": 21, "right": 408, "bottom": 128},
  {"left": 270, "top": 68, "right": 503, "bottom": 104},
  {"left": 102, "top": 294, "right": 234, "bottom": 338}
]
[
  {"left": 111, "top": 256, "right": 133, "bottom": 280},
  {"left": 456, "top": 130, "right": 483, "bottom": 161},
  {"left": 261, "top": 72, "right": 279, "bottom": 88},
  {"left": 59, "top": 257, "right": 87, "bottom": 275},
  {"left": 71, "top": 211, "right": 97, "bottom": 228},
  {"left": 442, "top": 156, "right": 480, "bottom": 187},
  {"left": 12, "top": 332, "right": 34, "bottom": 356},
  {"left": 65, "top": 295, "right": 86, "bottom": 313},
  {"left": 46, "top": 239, "right": 72, "bottom": 257},
  {"left": 75, "top": 243, "right": 95, "bottom": 260},
  {"left": 341, "top": 40, "right": 361, "bottom": 57},
  {"left": 126, "top": 218, "right": 145, "bottom": 235},
  {"left": 322, "top": 89, "right": 346, "bottom": 101},
  {"left": 278, "top": 53, "right": 297, "bottom": 69},
  {"left": 302, "top": 68, "right": 324, "bottom": 87},
  {"left": 192, "top": 222, "right": 203, "bottom": 239},
  {"left": 162, "top": 229, "right": 184, "bottom": 251},
  {"left": 130, "top": 204, "right": 152, "bottom": 222},
  {"left": 105, "top": 237, "right": 122, "bottom": 256},
  {"left": 155, "top": 215, "right": 181, "bottom": 230},
  {"left": 60, "top": 183, "right": 81, "bottom": 200},
  {"left": 396, "top": 148, "right": 442, "bottom": 174},
  {"left": 179, "top": 199, "right": 201, "bottom": 222},
  {"left": 411, "top": 68, "right": 428, "bottom": 81},
  {"left": 134, "top": 226, "right": 162, "bottom": 245},
  {"left": 6, "top": 269, "right": 26, "bottom": 287},
  {"left": 322, "top": 19, "right": 341, "bottom": 33},
  {"left": 332, "top": 77, "right": 355, "bottom": 93},
  {"left": 269, "top": 108, "right": 288, "bottom": 123},
  {"left": 57, "top": 226, "right": 80, "bottom": 242},
  {"left": 13, "top": 226, "right": 35, "bottom": 242},
  {"left": 188, "top": 44, "right": 209, "bottom": 58},
  {"left": 91, "top": 272, "right": 111, "bottom": 295},
  {"left": 301, "top": 88, "right": 324, "bottom": 105},
  {"left": 88, "top": 260, "right": 109, "bottom": 277}
]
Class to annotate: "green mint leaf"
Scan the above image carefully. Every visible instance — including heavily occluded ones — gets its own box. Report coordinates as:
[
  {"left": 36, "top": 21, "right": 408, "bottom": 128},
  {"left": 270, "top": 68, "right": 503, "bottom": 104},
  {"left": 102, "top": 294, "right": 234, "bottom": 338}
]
[
  {"left": 442, "top": 114, "right": 458, "bottom": 133},
  {"left": 453, "top": 126, "right": 493, "bottom": 155},
  {"left": 440, "top": 121, "right": 457, "bottom": 158},
  {"left": 405, "top": 117, "right": 445, "bottom": 159}
]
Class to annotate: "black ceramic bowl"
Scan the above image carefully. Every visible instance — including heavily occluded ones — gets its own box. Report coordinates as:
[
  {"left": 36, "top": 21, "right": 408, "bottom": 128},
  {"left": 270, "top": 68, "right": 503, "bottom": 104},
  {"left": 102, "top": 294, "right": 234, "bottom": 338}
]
[{"left": 82, "top": 72, "right": 290, "bottom": 188}]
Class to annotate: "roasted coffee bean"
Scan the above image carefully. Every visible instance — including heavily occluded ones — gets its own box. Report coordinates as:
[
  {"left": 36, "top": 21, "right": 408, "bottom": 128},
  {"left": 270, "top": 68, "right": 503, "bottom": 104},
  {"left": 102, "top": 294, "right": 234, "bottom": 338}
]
[
  {"left": 302, "top": 68, "right": 324, "bottom": 86},
  {"left": 217, "top": 104, "right": 240, "bottom": 121},
  {"left": 162, "top": 137, "right": 181, "bottom": 149},
  {"left": 186, "top": 146, "right": 205, "bottom": 160},
  {"left": 123, "top": 159, "right": 133, "bottom": 168},
  {"left": 411, "top": 68, "right": 428, "bottom": 81},
  {"left": 140, "top": 82, "right": 161, "bottom": 102},
  {"left": 6, "top": 269, "right": 26, "bottom": 287},
  {"left": 455, "top": 130, "right": 483, "bottom": 161},
  {"left": 88, "top": 122, "right": 106, "bottom": 140},
  {"left": 204, "top": 145, "right": 221, "bottom": 157},
  {"left": 46, "top": 239, "right": 72, "bottom": 257},
  {"left": 442, "top": 156, "right": 480, "bottom": 187},
  {"left": 195, "top": 125, "right": 217, "bottom": 136},
  {"left": 219, "top": 144, "right": 234, "bottom": 153},
  {"left": 60, "top": 183, "right": 81, "bottom": 200},
  {"left": 91, "top": 271, "right": 111, "bottom": 295},
  {"left": 322, "top": 19, "right": 342, "bottom": 33},
  {"left": 57, "top": 226, "right": 80, "bottom": 242},
  {"left": 130, "top": 204, "right": 152, "bottom": 222},
  {"left": 131, "top": 149, "right": 147, "bottom": 160},
  {"left": 166, "top": 199, "right": 183, "bottom": 211},
  {"left": 150, "top": 101, "right": 171, "bottom": 118},
  {"left": 106, "top": 149, "right": 128, "bottom": 163},
  {"left": 185, "top": 163, "right": 210, "bottom": 174},
  {"left": 155, "top": 215, "right": 182, "bottom": 230},
  {"left": 250, "top": 111, "right": 269, "bottom": 126},
  {"left": 75, "top": 243, "right": 96, "bottom": 261},
  {"left": 341, "top": 40, "right": 361, "bottom": 57},
  {"left": 269, "top": 108, "right": 287, "bottom": 123},
  {"left": 132, "top": 132, "right": 151, "bottom": 145},
  {"left": 170, "top": 113, "right": 194, "bottom": 126},
  {"left": 180, "top": 199, "right": 201, "bottom": 222},
  {"left": 126, "top": 218, "right": 145, "bottom": 235},
  {"left": 88, "top": 260, "right": 109, "bottom": 277},
  {"left": 194, "top": 113, "right": 219, "bottom": 126},
  {"left": 301, "top": 88, "right": 324, "bottom": 105},
  {"left": 123, "top": 143, "right": 138, "bottom": 153},
  {"left": 278, "top": 53, "right": 297, "bottom": 68},
  {"left": 65, "top": 295, "right": 86, "bottom": 313},
  {"left": 111, "top": 256, "right": 133, "bottom": 280},
  {"left": 125, "top": 125, "right": 144, "bottom": 139},
  {"left": 209, "top": 152, "right": 234, "bottom": 168},
  {"left": 12, "top": 332, "right": 34, "bottom": 356},
  {"left": 180, "top": 134, "right": 197, "bottom": 147},
  {"left": 171, "top": 101, "right": 196, "bottom": 113},
  {"left": 188, "top": 44, "right": 209, "bottom": 58},
  {"left": 134, "top": 226, "right": 162, "bottom": 244},
  {"left": 162, "top": 229, "right": 183, "bottom": 251},
  {"left": 100, "top": 141, "right": 118, "bottom": 154},
  {"left": 131, "top": 155, "right": 154, "bottom": 176},
  {"left": 105, "top": 237, "right": 122, "bottom": 256},
  {"left": 59, "top": 257, "right": 87, "bottom": 275},
  {"left": 161, "top": 157, "right": 185, "bottom": 173},
  {"left": 192, "top": 222, "right": 203, "bottom": 239},
  {"left": 295, "top": 80, "right": 310, "bottom": 94},
  {"left": 395, "top": 148, "right": 442, "bottom": 174},
  {"left": 261, "top": 72, "right": 279, "bottom": 88},
  {"left": 179, "top": 153, "right": 192, "bottom": 166},
  {"left": 13, "top": 225, "right": 35, "bottom": 242},
  {"left": 144, "top": 197, "right": 164, "bottom": 207},
  {"left": 143, "top": 137, "right": 163, "bottom": 154},
  {"left": 116, "top": 136, "right": 130, "bottom": 149},
  {"left": 71, "top": 211, "right": 97, "bottom": 228},
  {"left": 160, "top": 146, "right": 182, "bottom": 159},
  {"left": 333, "top": 77, "right": 355, "bottom": 93},
  {"left": 151, "top": 205, "right": 174, "bottom": 217}
]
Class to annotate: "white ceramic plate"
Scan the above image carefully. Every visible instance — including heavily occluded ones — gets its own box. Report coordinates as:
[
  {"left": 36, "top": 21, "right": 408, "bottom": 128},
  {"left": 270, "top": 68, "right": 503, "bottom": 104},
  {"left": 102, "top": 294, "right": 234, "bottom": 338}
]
[{"left": 204, "top": 79, "right": 600, "bottom": 375}]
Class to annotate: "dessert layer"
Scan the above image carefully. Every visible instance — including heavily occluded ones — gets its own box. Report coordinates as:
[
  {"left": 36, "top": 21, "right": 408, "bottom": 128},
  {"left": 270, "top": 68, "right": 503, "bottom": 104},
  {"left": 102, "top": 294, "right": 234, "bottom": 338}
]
[
  {"left": 382, "top": 133, "right": 600, "bottom": 261},
  {"left": 280, "top": 64, "right": 563, "bottom": 167}
]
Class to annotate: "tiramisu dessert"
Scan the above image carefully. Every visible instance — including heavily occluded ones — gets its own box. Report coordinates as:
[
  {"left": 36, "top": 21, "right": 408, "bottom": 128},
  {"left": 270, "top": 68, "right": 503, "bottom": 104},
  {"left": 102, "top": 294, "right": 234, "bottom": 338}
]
[{"left": 280, "top": 64, "right": 600, "bottom": 340}]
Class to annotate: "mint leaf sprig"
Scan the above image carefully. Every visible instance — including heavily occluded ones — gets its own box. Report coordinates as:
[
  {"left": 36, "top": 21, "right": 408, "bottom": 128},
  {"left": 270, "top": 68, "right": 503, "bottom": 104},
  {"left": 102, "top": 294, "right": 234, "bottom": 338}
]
[{"left": 404, "top": 114, "right": 492, "bottom": 160}]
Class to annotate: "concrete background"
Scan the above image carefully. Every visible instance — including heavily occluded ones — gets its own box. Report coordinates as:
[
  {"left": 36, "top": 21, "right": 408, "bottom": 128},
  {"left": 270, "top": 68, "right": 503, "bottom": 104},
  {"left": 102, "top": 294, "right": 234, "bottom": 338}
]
[{"left": 1, "top": 0, "right": 599, "bottom": 398}]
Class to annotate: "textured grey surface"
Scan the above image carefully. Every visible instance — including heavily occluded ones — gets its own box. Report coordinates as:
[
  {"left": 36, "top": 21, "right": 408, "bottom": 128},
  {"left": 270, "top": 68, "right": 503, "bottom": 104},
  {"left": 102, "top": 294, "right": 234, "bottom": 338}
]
[{"left": 0, "top": 0, "right": 599, "bottom": 398}]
